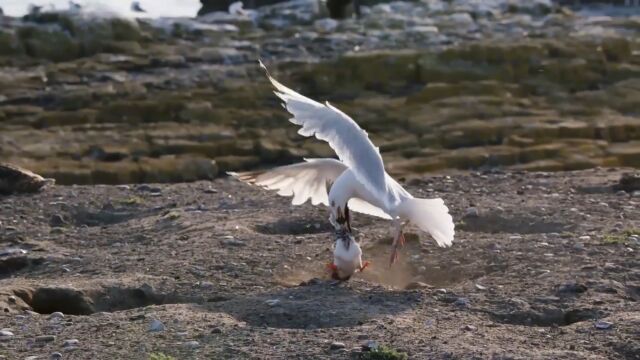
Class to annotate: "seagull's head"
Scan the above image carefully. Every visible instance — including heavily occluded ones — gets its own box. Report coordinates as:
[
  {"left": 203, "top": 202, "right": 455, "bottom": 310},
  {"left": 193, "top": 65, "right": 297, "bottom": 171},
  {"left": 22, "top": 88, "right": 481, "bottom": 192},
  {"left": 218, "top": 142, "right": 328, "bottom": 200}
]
[{"left": 328, "top": 229, "right": 363, "bottom": 281}]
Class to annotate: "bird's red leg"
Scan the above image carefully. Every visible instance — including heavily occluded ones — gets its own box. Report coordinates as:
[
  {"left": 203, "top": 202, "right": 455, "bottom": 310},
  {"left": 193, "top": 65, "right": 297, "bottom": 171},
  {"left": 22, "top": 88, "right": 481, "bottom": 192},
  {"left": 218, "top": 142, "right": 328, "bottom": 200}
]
[
  {"left": 359, "top": 261, "right": 370, "bottom": 272},
  {"left": 389, "top": 225, "right": 405, "bottom": 266},
  {"left": 398, "top": 230, "right": 406, "bottom": 248}
]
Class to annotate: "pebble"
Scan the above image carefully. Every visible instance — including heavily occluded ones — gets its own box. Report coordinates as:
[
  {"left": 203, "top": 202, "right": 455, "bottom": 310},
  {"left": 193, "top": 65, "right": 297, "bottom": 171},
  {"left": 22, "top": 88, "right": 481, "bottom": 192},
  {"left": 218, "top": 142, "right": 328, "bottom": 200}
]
[
  {"left": 49, "top": 312, "right": 65, "bottom": 320},
  {"left": 330, "top": 341, "right": 346, "bottom": 350},
  {"left": 49, "top": 214, "right": 66, "bottom": 227},
  {"left": 211, "top": 327, "right": 223, "bottom": 334},
  {"left": 462, "top": 324, "right": 477, "bottom": 331},
  {"left": 222, "top": 238, "right": 246, "bottom": 247},
  {"left": 454, "top": 297, "right": 470, "bottom": 307},
  {"left": 36, "top": 335, "right": 56, "bottom": 343},
  {"left": 594, "top": 320, "right": 613, "bottom": 330},
  {"left": 0, "top": 247, "right": 28, "bottom": 257},
  {"left": 404, "top": 281, "right": 430, "bottom": 290},
  {"left": 63, "top": 339, "right": 79, "bottom": 347},
  {"left": 0, "top": 329, "right": 14, "bottom": 339},
  {"left": 435, "top": 288, "right": 447, "bottom": 294},
  {"left": 265, "top": 299, "right": 280, "bottom": 306},
  {"left": 148, "top": 319, "right": 165, "bottom": 332},
  {"left": 579, "top": 235, "right": 591, "bottom": 241},
  {"left": 474, "top": 284, "right": 487, "bottom": 291},
  {"left": 7, "top": 296, "right": 16, "bottom": 304},
  {"left": 362, "top": 340, "right": 378, "bottom": 351},
  {"left": 204, "top": 187, "right": 218, "bottom": 194},
  {"left": 183, "top": 340, "right": 200, "bottom": 349},
  {"left": 464, "top": 207, "right": 479, "bottom": 218},
  {"left": 51, "top": 352, "right": 63, "bottom": 359}
]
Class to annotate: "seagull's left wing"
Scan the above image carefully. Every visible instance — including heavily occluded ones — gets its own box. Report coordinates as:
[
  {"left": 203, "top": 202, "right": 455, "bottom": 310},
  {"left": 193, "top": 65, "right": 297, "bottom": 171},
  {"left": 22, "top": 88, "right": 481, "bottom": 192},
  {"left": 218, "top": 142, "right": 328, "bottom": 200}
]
[{"left": 259, "top": 60, "right": 388, "bottom": 207}]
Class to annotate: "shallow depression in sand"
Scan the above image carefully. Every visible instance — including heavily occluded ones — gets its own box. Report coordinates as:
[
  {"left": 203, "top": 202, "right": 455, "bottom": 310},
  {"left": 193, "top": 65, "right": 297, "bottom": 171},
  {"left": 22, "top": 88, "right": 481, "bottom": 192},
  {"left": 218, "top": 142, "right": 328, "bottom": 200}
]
[{"left": 275, "top": 235, "right": 494, "bottom": 289}]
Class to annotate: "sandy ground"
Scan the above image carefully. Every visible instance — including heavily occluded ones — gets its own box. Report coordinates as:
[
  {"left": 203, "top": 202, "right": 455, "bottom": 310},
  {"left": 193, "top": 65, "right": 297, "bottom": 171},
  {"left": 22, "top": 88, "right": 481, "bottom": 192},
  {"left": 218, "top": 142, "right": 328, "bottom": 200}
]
[{"left": 1, "top": 168, "right": 639, "bottom": 359}]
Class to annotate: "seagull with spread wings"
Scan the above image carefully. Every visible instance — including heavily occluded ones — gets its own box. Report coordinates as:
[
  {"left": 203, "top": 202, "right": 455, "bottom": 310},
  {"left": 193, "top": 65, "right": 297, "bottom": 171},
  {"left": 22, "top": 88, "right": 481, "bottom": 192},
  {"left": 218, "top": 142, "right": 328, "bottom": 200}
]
[{"left": 229, "top": 61, "right": 455, "bottom": 280}]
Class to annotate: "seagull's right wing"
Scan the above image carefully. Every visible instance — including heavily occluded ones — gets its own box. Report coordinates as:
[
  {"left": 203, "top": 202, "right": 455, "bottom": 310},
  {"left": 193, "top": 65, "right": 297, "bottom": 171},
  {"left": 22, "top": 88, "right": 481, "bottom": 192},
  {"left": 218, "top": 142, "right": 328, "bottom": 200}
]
[
  {"left": 259, "top": 60, "right": 389, "bottom": 207},
  {"left": 229, "top": 158, "right": 391, "bottom": 219},
  {"left": 228, "top": 158, "right": 347, "bottom": 206}
]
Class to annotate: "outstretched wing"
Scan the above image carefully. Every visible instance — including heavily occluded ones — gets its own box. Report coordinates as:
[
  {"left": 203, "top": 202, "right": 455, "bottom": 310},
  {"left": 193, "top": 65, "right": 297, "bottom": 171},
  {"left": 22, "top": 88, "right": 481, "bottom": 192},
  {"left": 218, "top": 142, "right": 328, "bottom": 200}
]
[
  {"left": 229, "top": 158, "right": 391, "bottom": 219},
  {"left": 228, "top": 158, "right": 345, "bottom": 206},
  {"left": 259, "top": 60, "right": 389, "bottom": 208}
]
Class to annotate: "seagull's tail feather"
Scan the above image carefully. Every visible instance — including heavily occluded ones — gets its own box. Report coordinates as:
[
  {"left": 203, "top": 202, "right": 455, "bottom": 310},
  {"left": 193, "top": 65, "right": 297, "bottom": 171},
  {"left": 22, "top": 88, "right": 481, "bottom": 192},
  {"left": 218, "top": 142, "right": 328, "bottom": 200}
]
[{"left": 399, "top": 197, "right": 455, "bottom": 247}]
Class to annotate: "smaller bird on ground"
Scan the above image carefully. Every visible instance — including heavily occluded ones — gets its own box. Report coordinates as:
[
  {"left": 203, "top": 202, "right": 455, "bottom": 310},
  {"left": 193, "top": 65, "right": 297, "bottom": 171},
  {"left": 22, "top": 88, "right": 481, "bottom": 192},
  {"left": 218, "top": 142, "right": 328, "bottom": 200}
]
[{"left": 326, "top": 229, "right": 369, "bottom": 281}]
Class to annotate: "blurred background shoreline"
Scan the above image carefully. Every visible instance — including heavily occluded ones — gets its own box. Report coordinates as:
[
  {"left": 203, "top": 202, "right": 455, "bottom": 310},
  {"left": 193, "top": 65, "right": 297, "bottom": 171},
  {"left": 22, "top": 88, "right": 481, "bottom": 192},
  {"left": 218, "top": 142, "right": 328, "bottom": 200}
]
[{"left": 1, "top": 0, "right": 639, "bottom": 185}]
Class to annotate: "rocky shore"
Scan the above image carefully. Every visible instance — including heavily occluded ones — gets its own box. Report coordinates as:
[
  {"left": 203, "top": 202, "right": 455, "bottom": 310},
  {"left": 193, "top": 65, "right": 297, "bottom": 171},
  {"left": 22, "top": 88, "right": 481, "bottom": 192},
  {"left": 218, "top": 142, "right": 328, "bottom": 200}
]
[
  {"left": 0, "top": 168, "right": 638, "bottom": 358},
  {"left": 0, "top": 1, "right": 639, "bottom": 186}
]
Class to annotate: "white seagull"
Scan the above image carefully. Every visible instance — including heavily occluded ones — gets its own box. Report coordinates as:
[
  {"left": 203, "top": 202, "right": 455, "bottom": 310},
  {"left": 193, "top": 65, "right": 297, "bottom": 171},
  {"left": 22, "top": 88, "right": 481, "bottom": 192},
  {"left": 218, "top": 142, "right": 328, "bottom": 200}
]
[{"left": 229, "top": 61, "right": 455, "bottom": 280}]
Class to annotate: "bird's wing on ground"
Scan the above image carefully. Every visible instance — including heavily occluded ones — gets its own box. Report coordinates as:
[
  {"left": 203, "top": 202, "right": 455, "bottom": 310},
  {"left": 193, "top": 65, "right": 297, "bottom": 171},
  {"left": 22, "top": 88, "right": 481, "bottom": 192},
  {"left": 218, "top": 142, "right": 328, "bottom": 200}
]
[
  {"left": 259, "top": 60, "right": 389, "bottom": 207},
  {"left": 228, "top": 158, "right": 347, "bottom": 206}
]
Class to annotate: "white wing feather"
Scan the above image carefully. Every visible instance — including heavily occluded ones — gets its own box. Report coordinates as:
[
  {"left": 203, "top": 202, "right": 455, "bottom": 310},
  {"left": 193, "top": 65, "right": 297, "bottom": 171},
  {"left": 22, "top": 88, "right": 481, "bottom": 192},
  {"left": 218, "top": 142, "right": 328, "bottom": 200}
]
[
  {"left": 229, "top": 158, "right": 391, "bottom": 219},
  {"left": 398, "top": 198, "right": 455, "bottom": 247},
  {"left": 259, "top": 60, "right": 389, "bottom": 208}
]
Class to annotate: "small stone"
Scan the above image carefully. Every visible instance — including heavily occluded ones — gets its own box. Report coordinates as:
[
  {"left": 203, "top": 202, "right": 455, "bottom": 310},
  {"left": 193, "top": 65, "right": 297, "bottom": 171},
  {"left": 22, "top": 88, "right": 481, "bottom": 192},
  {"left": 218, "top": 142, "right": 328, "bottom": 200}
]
[
  {"left": 462, "top": 324, "right": 477, "bottom": 331},
  {"left": 0, "top": 329, "right": 14, "bottom": 339},
  {"left": 148, "top": 319, "right": 165, "bottom": 332},
  {"left": 136, "top": 184, "right": 161, "bottom": 193},
  {"left": 299, "top": 278, "right": 321, "bottom": 286},
  {"left": 204, "top": 187, "right": 218, "bottom": 194},
  {"left": 314, "top": 18, "right": 338, "bottom": 33},
  {"left": 557, "top": 282, "right": 588, "bottom": 294},
  {"left": 435, "top": 288, "right": 447, "bottom": 294},
  {"left": 200, "top": 281, "right": 214, "bottom": 289},
  {"left": 221, "top": 238, "right": 246, "bottom": 247},
  {"left": 330, "top": 341, "right": 346, "bottom": 350},
  {"left": 265, "top": 299, "right": 280, "bottom": 306},
  {"left": 36, "top": 335, "right": 56, "bottom": 343},
  {"left": 49, "top": 312, "right": 64, "bottom": 320},
  {"left": 211, "top": 327, "right": 223, "bottom": 334},
  {"left": 49, "top": 214, "right": 66, "bottom": 227},
  {"left": 63, "top": 339, "right": 79, "bottom": 347},
  {"left": 454, "top": 297, "right": 470, "bottom": 307},
  {"left": 7, "top": 296, "right": 16, "bottom": 304},
  {"left": 0, "top": 247, "right": 28, "bottom": 257},
  {"left": 595, "top": 320, "right": 613, "bottom": 330},
  {"left": 361, "top": 339, "right": 379, "bottom": 351},
  {"left": 579, "top": 235, "right": 591, "bottom": 241},
  {"left": 183, "top": 340, "right": 200, "bottom": 349},
  {"left": 404, "top": 281, "right": 430, "bottom": 290},
  {"left": 464, "top": 207, "right": 479, "bottom": 218},
  {"left": 51, "top": 352, "right": 63, "bottom": 359},
  {"left": 475, "top": 284, "right": 487, "bottom": 291}
]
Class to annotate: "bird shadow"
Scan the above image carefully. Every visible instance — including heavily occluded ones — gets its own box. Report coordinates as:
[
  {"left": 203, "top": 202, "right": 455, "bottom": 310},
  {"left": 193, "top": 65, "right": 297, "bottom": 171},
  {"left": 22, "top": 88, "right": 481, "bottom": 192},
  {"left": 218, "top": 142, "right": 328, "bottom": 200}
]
[{"left": 204, "top": 282, "right": 422, "bottom": 329}]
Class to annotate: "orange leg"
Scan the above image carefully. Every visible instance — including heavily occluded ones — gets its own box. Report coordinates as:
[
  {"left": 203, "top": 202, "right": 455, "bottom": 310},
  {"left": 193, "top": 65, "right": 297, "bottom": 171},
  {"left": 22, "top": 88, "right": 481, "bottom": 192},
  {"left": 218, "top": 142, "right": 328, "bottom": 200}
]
[{"left": 359, "top": 261, "right": 370, "bottom": 272}]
